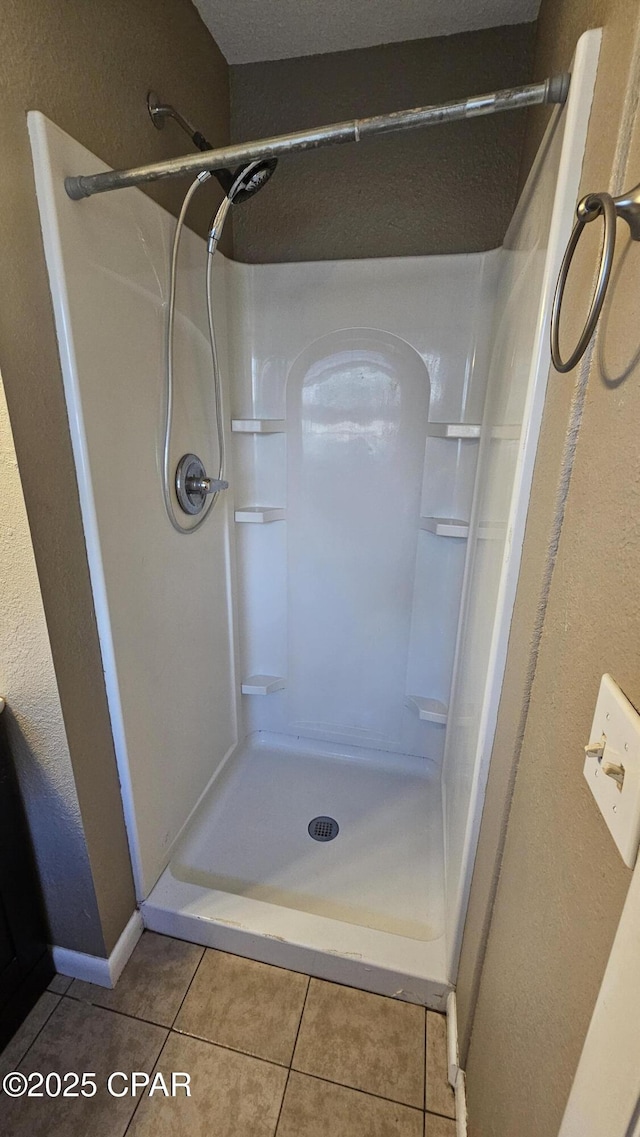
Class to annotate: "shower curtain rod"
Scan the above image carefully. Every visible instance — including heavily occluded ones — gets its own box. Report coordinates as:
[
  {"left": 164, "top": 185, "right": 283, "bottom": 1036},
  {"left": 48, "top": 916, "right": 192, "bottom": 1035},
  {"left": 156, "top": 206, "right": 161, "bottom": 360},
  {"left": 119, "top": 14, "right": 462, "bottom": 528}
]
[{"left": 65, "top": 74, "right": 570, "bottom": 201}]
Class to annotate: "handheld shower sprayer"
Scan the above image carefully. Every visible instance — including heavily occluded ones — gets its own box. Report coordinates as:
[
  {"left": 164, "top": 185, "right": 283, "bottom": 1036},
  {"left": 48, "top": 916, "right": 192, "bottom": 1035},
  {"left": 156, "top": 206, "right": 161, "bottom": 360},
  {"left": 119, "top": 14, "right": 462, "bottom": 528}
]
[{"left": 207, "top": 159, "right": 278, "bottom": 254}]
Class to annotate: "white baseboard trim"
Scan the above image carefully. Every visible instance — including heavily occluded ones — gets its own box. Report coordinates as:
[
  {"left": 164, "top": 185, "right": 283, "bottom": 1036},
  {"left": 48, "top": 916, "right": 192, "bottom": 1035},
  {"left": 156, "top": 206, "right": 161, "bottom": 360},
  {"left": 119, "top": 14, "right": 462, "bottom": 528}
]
[
  {"left": 446, "top": 990, "right": 468, "bottom": 1136},
  {"left": 51, "top": 910, "right": 143, "bottom": 989},
  {"left": 446, "top": 990, "right": 459, "bottom": 1087},
  {"left": 455, "top": 1069, "right": 468, "bottom": 1137}
]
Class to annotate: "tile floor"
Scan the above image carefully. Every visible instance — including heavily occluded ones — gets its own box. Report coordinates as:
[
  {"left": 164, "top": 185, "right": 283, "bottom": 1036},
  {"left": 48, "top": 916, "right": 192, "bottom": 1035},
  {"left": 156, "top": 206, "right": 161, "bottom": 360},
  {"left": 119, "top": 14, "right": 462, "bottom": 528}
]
[{"left": 0, "top": 932, "right": 456, "bottom": 1136}]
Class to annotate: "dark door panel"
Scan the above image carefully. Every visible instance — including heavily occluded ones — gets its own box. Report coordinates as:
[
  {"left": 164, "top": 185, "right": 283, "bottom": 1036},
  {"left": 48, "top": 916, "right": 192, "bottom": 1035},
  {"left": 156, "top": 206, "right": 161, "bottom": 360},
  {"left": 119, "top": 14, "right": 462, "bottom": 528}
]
[{"left": 0, "top": 718, "right": 54, "bottom": 1050}]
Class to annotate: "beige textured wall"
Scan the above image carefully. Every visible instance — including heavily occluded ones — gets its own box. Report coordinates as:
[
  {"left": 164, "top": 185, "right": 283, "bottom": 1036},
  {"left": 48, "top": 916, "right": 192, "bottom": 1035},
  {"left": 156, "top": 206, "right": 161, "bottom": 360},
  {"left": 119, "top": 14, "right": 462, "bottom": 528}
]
[
  {"left": 460, "top": 2, "right": 640, "bottom": 1134},
  {"left": 230, "top": 25, "right": 535, "bottom": 262},
  {"left": 0, "top": 375, "right": 104, "bottom": 954},
  {"left": 1, "top": 0, "right": 229, "bottom": 954}
]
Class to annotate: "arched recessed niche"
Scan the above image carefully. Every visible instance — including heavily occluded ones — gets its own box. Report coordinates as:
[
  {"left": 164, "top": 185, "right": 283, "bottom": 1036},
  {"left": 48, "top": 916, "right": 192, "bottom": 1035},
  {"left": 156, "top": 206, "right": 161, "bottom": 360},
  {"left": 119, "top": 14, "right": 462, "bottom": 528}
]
[{"left": 285, "top": 328, "right": 431, "bottom": 749}]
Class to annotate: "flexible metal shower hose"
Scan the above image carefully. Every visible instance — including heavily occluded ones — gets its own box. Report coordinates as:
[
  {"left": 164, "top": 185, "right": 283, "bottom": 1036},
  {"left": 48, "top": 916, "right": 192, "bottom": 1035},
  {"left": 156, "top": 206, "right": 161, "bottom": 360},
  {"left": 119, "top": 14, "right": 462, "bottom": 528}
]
[{"left": 162, "top": 172, "right": 226, "bottom": 534}]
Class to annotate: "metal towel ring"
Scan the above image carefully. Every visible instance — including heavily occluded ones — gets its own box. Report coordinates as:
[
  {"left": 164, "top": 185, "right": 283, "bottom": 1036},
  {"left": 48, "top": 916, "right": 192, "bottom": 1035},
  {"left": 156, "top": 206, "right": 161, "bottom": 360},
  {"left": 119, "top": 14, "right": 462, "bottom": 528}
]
[{"left": 551, "top": 192, "right": 617, "bottom": 373}]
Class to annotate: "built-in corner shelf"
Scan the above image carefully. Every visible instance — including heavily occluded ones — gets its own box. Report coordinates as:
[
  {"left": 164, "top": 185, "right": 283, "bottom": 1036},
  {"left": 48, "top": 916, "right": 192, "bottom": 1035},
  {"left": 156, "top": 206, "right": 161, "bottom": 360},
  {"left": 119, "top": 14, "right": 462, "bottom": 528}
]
[
  {"left": 427, "top": 422, "right": 481, "bottom": 439},
  {"left": 235, "top": 507, "right": 286, "bottom": 524},
  {"left": 419, "top": 516, "right": 469, "bottom": 539},
  {"left": 231, "top": 419, "right": 286, "bottom": 434},
  {"left": 241, "top": 675, "right": 286, "bottom": 695},
  {"left": 406, "top": 696, "right": 448, "bottom": 725}
]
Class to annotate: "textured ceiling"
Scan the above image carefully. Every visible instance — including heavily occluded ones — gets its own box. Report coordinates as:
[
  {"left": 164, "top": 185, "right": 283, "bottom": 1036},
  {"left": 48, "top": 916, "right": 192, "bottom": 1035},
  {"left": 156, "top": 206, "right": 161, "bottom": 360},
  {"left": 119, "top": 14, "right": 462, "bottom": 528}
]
[{"left": 192, "top": 0, "right": 541, "bottom": 64}]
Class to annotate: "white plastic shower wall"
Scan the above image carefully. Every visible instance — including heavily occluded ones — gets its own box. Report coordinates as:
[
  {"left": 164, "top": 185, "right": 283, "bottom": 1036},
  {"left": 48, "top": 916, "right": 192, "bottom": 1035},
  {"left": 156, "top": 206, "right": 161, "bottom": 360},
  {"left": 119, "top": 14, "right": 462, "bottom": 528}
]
[
  {"left": 29, "top": 114, "right": 240, "bottom": 900},
  {"left": 227, "top": 254, "right": 498, "bottom": 763},
  {"left": 442, "top": 29, "right": 602, "bottom": 977}
]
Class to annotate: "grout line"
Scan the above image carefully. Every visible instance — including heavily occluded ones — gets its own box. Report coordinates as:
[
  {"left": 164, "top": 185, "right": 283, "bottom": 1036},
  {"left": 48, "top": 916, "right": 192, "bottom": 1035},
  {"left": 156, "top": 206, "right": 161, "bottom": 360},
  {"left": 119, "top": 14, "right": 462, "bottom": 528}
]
[
  {"left": 169, "top": 1025, "right": 290, "bottom": 1069},
  {"left": 286, "top": 1065, "right": 425, "bottom": 1112},
  {"left": 426, "top": 1107, "right": 458, "bottom": 1122},
  {"left": 9, "top": 991, "right": 62, "bottom": 1068},
  {"left": 47, "top": 977, "right": 72, "bottom": 996},
  {"left": 285, "top": 968, "right": 435, "bottom": 1009},
  {"left": 274, "top": 974, "right": 311, "bottom": 1136},
  {"left": 54, "top": 946, "right": 449, "bottom": 1125},
  {"left": 58, "top": 995, "right": 293, "bottom": 1072},
  {"left": 56, "top": 990, "right": 442, "bottom": 1114},
  {"left": 424, "top": 1005, "right": 428, "bottom": 1113},
  {"left": 61, "top": 990, "right": 175, "bottom": 1032},
  {"left": 289, "top": 973, "right": 311, "bottom": 1068},
  {"left": 122, "top": 1028, "right": 171, "bottom": 1137},
  {"left": 60, "top": 941, "right": 206, "bottom": 1034},
  {"left": 122, "top": 1090, "right": 146, "bottom": 1135},
  {"left": 168, "top": 944, "right": 206, "bottom": 1029}
]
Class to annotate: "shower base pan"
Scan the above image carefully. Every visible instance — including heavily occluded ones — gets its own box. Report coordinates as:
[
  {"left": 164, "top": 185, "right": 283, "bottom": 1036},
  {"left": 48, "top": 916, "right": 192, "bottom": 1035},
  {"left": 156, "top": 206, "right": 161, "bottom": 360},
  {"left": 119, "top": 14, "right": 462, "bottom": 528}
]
[{"left": 142, "top": 732, "right": 449, "bottom": 1007}]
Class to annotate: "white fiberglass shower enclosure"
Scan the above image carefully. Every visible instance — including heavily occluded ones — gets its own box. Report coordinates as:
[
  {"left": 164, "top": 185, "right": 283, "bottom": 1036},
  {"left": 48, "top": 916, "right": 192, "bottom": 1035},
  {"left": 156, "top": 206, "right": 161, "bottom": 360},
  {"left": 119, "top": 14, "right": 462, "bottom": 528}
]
[{"left": 29, "top": 31, "right": 599, "bottom": 1005}]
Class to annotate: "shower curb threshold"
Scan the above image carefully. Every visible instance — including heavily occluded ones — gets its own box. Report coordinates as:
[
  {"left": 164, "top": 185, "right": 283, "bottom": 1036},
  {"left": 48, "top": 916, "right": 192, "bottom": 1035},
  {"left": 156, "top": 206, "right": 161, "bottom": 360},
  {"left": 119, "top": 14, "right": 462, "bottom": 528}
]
[{"left": 141, "top": 883, "right": 450, "bottom": 1010}]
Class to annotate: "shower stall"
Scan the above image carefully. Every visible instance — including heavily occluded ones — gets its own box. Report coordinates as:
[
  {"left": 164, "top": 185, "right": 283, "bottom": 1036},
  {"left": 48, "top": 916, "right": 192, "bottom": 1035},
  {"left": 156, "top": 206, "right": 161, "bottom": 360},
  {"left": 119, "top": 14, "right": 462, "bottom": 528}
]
[{"left": 29, "top": 30, "right": 599, "bottom": 1006}]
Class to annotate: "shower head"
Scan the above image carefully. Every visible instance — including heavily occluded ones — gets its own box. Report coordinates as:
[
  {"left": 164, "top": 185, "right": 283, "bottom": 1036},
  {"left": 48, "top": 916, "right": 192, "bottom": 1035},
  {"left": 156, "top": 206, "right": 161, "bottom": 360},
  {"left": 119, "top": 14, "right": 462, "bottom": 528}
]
[
  {"left": 147, "top": 92, "right": 277, "bottom": 204},
  {"left": 206, "top": 159, "right": 278, "bottom": 254},
  {"left": 216, "top": 158, "right": 278, "bottom": 203}
]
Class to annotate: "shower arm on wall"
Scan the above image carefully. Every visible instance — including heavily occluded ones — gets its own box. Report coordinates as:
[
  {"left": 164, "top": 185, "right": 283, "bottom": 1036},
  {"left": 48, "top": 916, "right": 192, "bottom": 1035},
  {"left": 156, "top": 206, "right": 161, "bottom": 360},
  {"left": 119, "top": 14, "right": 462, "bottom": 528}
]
[
  {"left": 64, "top": 74, "right": 571, "bottom": 200},
  {"left": 147, "top": 91, "right": 214, "bottom": 153}
]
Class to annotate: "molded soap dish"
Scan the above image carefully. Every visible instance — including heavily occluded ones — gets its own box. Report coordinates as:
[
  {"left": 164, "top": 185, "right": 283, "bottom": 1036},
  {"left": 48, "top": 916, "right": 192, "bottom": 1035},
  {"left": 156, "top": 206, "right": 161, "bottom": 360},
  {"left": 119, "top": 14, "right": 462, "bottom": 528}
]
[
  {"left": 231, "top": 419, "right": 286, "bottom": 433},
  {"left": 419, "top": 517, "right": 468, "bottom": 538},
  {"left": 241, "top": 675, "right": 286, "bottom": 695},
  {"left": 235, "top": 507, "right": 285, "bottom": 524},
  {"left": 406, "top": 696, "right": 448, "bottom": 725}
]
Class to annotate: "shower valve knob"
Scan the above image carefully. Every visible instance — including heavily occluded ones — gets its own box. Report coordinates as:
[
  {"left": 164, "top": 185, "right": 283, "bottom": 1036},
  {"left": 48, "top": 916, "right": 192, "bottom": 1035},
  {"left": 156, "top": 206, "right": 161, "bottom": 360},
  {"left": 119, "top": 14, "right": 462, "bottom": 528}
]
[
  {"left": 175, "top": 453, "right": 228, "bottom": 516},
  {"left": 186, "top": 476, "right": 229, "bottom": 495}
]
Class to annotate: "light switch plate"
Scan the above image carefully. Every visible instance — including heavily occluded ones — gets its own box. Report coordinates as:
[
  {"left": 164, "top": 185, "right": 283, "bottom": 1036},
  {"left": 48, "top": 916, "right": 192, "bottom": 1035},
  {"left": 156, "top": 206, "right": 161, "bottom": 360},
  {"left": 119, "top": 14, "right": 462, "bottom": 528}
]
[{"left": 584, "top": 674, "right": 640, "bottom": 867}]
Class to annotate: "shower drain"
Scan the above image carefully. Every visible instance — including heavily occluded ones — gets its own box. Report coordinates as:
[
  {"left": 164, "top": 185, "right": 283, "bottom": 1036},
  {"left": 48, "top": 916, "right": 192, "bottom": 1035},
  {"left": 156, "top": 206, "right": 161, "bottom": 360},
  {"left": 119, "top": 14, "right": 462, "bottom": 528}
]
[{"left": 308, "top": 816, "right": 339, "bottom": 842}]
